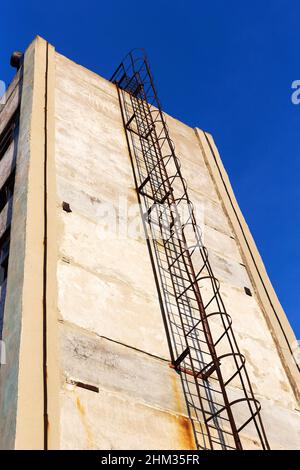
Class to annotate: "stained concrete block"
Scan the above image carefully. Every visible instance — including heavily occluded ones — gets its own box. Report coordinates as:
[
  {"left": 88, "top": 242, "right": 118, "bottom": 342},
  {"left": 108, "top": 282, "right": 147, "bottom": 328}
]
[
  {"left": 57, "top": 260, "right": 170, "bottom": 359},
  {"left": 208, "top": 250, "right": 251, "bottom": 288},
  {"left": 219, "top": 284, "right": 275, "bottom": 344},
  {"left": 203, "top": 225, "right": 243, "bottom": 263},
  {"left": 60, "top": 322, "right": 188, "bottom": 418},
  {"left": 57, "top": 210, "right": 160, "bottom": 303},
  {"left": 202, "top": 196, "right": 235, "bottom": 237},
  {"left": 60, "top": 387, "right": 196, "bottom": 450},
  {"left": 259, "top": 399, "right": 300, "bottom": 450},
  {"left": 239, "top": 334, "right": 297, "bottom": 409}
]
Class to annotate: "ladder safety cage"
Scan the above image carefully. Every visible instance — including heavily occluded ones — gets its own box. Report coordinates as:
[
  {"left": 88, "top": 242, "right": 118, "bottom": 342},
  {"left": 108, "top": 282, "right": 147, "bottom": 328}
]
[{"left": 110, "top": 49, "right": 270, "bottom": 451}]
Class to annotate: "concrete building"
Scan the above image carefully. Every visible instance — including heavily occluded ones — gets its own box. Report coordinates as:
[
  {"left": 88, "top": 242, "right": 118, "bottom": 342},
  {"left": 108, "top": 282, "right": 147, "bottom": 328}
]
[{"left": 0, "top": 36, "right": 299, "bottom": 450}]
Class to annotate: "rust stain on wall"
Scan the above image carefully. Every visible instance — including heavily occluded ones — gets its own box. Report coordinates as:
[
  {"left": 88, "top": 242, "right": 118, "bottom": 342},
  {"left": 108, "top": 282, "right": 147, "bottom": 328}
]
[
  {"left": 176, "top": 414, "right": 196, "bottom": 450},
  {"left": 170, "top": 369, "right": 196, "bottom": 449},
  {"left": 75, "top": 395, "right": 95, "bottom": 449},
  {"left": 170, "top": 371, "right": 184, "bottom": 415},
  {"left": 76, "top": 396, "right": 85, "bottom": 415}
]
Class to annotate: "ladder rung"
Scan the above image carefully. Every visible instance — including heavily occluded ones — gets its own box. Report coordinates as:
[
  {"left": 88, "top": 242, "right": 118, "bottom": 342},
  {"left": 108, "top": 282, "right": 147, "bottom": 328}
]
[
  {"left": 127, "top": 127, "right": 151, "bottom": 141},
  {"left": 198, "top": 362, "right": 219, "bottom": 380},
  {"left": 160, "top": 189, "right": 173, "bottom": 204},
  {"left": 171, "top": 347, "right": 190, "bottom": 369},
  {"left": 125, "top": 113, "right": 136, "bottom": 128},
  {"left": 137, "top": 176, "right": 150, "bottom": 193},
  {"left": 171, "top": 361, "right": 219, "bottom": 381},
  {"left": 141, "top": 189, "right": 173, "bottom": 210}
]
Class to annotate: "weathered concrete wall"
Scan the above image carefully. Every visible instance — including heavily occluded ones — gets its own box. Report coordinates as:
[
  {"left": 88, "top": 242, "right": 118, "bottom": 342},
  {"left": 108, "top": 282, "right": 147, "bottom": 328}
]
[
  {"left": 53, "top": 51, "right": 300, "bottom": 450},
  {"left": 54, "top": 53, "right": 195, "bottom": 450}
]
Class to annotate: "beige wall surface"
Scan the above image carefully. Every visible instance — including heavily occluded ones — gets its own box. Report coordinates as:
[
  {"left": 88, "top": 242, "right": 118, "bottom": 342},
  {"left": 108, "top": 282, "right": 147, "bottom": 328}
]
[
  {"left": 53, "top": 50, "right": 300, "bottom": 449},
  {"left": 54, "top": 52, "right": 196, "bottom": 450}
]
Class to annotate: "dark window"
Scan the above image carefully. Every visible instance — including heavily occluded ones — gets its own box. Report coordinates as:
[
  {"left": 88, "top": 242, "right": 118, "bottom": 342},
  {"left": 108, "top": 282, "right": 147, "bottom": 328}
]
[
  {"left": 0, "top": 227, "right": 10, "bottom": 285},
  {"left": 0, "top": 169, "right": 15, "bottom": 213},
  {"left": 0, "top": 107, "right": 20, "bottom": 161}
]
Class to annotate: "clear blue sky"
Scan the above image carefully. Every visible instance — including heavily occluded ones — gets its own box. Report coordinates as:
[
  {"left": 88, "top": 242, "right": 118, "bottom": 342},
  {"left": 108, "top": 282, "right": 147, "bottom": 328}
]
[{"left": 1, "top": 1, "right": 299, "bottom": 338}]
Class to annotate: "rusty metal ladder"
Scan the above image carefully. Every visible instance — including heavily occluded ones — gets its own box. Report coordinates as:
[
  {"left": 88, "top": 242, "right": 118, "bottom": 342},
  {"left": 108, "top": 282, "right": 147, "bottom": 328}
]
[{"left": 110, "top": 50, "right": 270, "bottom": 450}]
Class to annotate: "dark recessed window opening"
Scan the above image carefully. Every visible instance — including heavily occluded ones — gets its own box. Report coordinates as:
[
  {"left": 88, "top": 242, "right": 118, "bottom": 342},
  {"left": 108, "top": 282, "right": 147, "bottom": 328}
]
[
  {"left": 0, "top": 108, "right": 20, "bottom": 161},
  {"left": 0, "top": 227, "right": 11, "bottom": 285},
  {"left": 0, "top": 170, "right": 15, "bottom": 213}
]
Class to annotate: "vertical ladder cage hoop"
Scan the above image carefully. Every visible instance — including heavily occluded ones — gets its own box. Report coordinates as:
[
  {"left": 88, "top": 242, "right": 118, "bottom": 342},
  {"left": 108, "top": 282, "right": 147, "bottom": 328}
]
[{"left": 110, "top": 49, "right": 270, "bottom": 451}]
